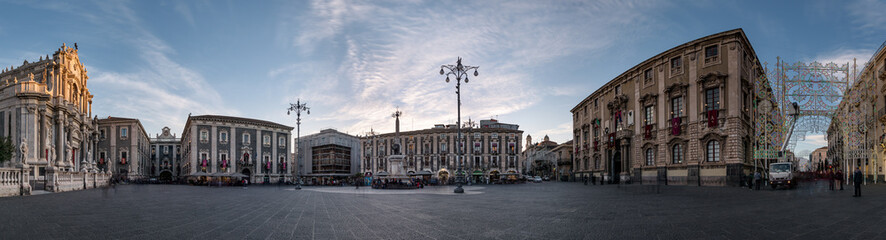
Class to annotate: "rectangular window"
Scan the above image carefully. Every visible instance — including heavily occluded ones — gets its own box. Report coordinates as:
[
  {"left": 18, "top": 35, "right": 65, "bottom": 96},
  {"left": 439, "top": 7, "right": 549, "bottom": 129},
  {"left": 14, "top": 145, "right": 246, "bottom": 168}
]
[
  {"left": 672, "top": 145, "right": 683, "bottom": 164},
  {"left": 705, "top": 88, "right": 720, "bottom": 111},
  {"left": 200, "top": 130, "right": 208, "bottom": 141},
  {"left": 644, "top": 105, "right": 654, "bottom": 125},
  {"left": 670, "top": 57, "right": 682, "bottom": 74},
  {"left": 615, "top": 85, "right": 621, "bottom": 95},
  {"left": 646, "top": 149, "right": 654, "bottom": 166},
  {"left": 100, "top": 129, "right": 106, "bottom": 139},
  {"left": 121, "top": 128, "right": 128, "bottom": 138},
  {"left": 705, "top": 45, "right": 719, "bottom": 59},
  {"left": 644, "top": 68, "right": 653, "bottom": 84},
  {"left": 220, "top": 132, "right": 228, "bottom": 142},
  {"left": 671, "top": 97, "right": 683, "bottom": 119}
]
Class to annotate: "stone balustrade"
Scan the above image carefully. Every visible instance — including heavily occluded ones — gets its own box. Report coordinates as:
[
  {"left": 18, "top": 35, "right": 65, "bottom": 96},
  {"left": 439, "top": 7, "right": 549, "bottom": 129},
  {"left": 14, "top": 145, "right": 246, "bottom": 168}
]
[
  {"left": 1, "top": 168, "right": 22, "bottom": 197},
  {"left": 1, "top": 168, "right": 113, "bottom": 197}
]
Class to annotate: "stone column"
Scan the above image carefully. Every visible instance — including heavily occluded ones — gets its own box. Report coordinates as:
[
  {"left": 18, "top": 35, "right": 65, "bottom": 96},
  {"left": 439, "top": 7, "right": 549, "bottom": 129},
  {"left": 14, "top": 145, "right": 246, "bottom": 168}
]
[
  {"left": 211, "top": 125, "right": 217, "bottom": 173},
  {"left": 272, "top": 131, "right": 278, "bottom": 178},
  {"left": 80, "top": 125, "right": 87, "bottom": 172},
  {"left": 55, "top": 114, "right": 64, "bottom": 169},
  {"left": 230, "top": 127, "right": 236, "bottom": 173}
]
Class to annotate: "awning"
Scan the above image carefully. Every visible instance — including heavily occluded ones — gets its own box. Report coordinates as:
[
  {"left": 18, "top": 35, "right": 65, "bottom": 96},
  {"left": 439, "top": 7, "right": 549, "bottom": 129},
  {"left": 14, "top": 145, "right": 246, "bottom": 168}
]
[
  {"left": 416, "top": 170, "right": 433, "bottom": 175},
  {"left": 472, "top": 170, "right": 484, "bottom": 176},
  {"left": 190, "top": 172, "right": 210, "bottom": 177},
  {"left": 501, "top": 173, "right": 519, "bottom": 175},
  {"left": 230, "top": 173, "right": 248, "bottom": 178},
  {"left": 376, "top": 171, "right": 390, "bottom": 176}
]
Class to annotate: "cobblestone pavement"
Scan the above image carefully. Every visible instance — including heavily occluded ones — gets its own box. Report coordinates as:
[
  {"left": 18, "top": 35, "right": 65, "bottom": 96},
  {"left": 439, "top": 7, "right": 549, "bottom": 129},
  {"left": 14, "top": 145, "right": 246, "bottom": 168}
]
[{"left": 1, "top": 180, "right": 884, "bottom": 240}]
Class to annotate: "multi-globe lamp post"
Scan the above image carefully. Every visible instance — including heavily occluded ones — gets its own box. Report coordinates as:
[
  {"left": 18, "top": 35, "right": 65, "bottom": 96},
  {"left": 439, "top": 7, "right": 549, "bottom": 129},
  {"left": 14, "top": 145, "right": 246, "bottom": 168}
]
[
  {"left": 287, "top": 98, "right": 310, "bottom": 190},
  {"left": 439, "top": 57, "right": 479, "bottom": 194}
]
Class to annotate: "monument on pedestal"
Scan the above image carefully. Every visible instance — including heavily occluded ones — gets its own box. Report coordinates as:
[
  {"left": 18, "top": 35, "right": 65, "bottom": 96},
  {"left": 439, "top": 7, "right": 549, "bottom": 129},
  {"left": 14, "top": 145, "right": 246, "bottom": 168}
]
[{"left": 377, "top": 109, "right": 416, "bottom": 189}]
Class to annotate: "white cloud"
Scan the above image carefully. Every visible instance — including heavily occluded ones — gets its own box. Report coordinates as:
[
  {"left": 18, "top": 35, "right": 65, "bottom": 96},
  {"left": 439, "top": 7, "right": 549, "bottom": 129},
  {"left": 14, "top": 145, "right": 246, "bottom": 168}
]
[
  {"left": 812, "top": 47, "right": 874, "bottom": 66},
  {"left": 278, "top": 0, "right": 662, "bottom": 135},
  {"left": 173, "top": 1, "right": 197, "bottom": 27},
  {"left": 847, "top": 0, "right": 886, "bottom": 34},
  {"left": 63, "top": 1, "right": 236, "bottom": 134}
]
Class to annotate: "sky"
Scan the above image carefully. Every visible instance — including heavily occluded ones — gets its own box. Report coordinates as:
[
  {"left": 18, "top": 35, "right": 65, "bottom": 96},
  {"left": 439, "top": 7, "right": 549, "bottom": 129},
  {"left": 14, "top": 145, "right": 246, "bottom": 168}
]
[{"left": 1, "top": 0, "right": 884, "bottom": 156}]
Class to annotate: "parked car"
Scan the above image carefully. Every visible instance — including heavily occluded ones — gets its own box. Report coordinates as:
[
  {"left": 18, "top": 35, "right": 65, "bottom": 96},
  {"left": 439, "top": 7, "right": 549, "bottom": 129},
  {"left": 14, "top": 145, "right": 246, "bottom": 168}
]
[
  {"left": 533, "top": 176, "right": 543, "bottom": 183},
  {"left": 543, "top": 176, "right": 550, "bottom": 181}
]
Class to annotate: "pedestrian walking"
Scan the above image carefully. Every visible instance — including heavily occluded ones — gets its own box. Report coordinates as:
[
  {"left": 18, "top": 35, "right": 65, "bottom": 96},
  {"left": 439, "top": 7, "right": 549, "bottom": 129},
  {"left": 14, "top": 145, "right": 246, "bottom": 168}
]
[
  {"left": 828, "top": 170, "right": 835, "bottom": 190},
  {"left": 754, "top": 171, "right": 762, "bottom": 190},
  {"left": 584, "top": 176, "right": 588, "bottom": 185},
  {"left": 853, "top": 167, "right": 863, "bottom": 197}
]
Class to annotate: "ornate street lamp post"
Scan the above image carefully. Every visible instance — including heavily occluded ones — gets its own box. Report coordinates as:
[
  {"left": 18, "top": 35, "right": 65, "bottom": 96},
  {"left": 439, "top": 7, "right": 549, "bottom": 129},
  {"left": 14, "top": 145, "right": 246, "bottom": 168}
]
[
  {"left": 440, "top": 57, "right": 479, "bottom": 194},
  {"left": 287, "top": 98, "right": 310, "bottom": 190}
]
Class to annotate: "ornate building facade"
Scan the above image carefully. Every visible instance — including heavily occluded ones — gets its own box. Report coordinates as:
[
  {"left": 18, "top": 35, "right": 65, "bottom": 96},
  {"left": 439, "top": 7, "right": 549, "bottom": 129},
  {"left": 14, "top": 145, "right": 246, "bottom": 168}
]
[
  {"left": 180, "top": 115, "right": 293, "bottom": 184},
  {"left": 827, "top": 40, "right": 886, "bottom": 183},
  {"left": 150, "top": 127, "right": 182, "bottom": 181},
  {"left": 0, "top": 44, "right": 109, "bottom": 195},
  {"left": 96, "top": 117, "right": 151, "bottom": 179},
  {"left": 361, "top": 119, "right": 523, "bottom": 184},
  {"left": 522, "top": 135, "right": 558, "bottom": 177},
  {"left": 571, "top": 29, "right": 770, "bottom": 186}
]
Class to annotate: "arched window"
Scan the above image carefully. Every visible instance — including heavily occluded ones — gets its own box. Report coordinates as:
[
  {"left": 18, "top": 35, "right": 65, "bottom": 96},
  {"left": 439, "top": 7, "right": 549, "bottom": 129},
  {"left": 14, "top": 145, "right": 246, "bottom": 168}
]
[
  {"left": 645, "top": 148, "right": 654, "bottom": 166},
  {"left": 672, "top": 144, "right": 683, "bottom": 164},
  {"left": 707, "top": 140, "right": 720, "bottom": 162}
]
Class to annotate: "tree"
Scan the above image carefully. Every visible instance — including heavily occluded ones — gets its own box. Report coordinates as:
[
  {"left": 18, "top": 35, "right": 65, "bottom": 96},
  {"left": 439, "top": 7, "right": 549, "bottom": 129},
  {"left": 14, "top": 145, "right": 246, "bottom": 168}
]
[{"left": 0, "top": 136, "right": 14, "bottom": 164}]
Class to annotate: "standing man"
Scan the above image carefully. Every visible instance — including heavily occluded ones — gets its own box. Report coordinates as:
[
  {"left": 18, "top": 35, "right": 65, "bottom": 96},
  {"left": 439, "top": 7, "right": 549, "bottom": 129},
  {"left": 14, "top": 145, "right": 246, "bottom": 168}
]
[
  {"left": 836, "top": 169, "right": 844, "bottom": 191},
  {"left": 853, "top": 167, "right": 863, "bottom": 197},
  {"left": 754, "top": 171, "right": 762, "bottom": 190},
  {"left": 828, "top": 169, "right": 835, "bottom": 191}
]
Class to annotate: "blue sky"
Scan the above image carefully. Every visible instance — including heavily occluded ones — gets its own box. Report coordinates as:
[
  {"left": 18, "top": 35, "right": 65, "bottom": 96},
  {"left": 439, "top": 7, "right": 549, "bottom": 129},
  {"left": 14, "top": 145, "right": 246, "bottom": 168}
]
[{"left": 1, "top": 0, "right": 884, "bottom": 156}]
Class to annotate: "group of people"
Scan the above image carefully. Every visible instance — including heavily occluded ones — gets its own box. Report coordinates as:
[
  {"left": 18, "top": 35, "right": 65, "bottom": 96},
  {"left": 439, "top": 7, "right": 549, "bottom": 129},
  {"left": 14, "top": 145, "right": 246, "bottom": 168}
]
[
  {"left": 825, "top": 167, "right": 866, "bottom": 197},
  {"left": 825, "top": 169, "right": 845, "bottom": 191},
  {"left": 370, "top": 178, "right": 424, "bottom": 189},
  {"left": 743, "top": 171, "right": 763, "bottom": 190}
]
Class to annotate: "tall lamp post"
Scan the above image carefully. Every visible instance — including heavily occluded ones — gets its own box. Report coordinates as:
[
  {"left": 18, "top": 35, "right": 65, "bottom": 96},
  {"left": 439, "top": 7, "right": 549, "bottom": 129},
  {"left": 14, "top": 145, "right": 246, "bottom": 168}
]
[
  {"left": 440, "top": 57, "right": 479, "bottom": 194},
  {"left": 287, "top": 98, "right": 310, "bottom": 190}
]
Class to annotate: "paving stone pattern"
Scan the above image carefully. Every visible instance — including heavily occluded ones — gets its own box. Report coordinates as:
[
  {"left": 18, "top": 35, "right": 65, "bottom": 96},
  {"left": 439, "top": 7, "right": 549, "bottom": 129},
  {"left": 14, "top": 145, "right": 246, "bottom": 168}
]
[{"left": 1, "top": 181, "right": 884, "bottom": 239}]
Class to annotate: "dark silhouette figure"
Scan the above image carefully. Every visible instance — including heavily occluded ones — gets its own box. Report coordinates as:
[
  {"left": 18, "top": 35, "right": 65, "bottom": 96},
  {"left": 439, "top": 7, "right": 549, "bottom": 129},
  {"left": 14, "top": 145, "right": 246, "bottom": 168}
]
[
  {"left": 828, "top": 170, "right": 835, "bottom": 190},
  {"left": 853, "top": 167, "right": 863, "bottom": 197},
  {"left": 754, "top": 171, "right": 762, "bottom": 190}
]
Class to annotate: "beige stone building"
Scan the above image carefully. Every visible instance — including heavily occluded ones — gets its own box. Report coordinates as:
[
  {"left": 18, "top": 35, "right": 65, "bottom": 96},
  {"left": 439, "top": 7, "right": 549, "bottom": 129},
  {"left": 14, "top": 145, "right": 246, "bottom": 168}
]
[
  {"left": 571, "top": 29, "right": 771, "bottom": 186},
  {"left": 827, "top": 40, "right": 886, "bottom": 183},
  {"left": 810, "top": 146, "right": 828, "bottom": 172},
  {"left": 552, "top": 140, "right": 573, "bottom": 181},
  {"left": 96, "top": 117, "right": 151, "bottom": 180},
  {"left": 361, "top": 119, "right": 523, "bottom": 184}
]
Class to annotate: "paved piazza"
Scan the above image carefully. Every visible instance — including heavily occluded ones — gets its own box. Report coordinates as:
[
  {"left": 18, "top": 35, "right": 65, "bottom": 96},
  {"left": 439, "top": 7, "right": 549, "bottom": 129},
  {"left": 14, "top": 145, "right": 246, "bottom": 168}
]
[{"left": 2, "top": 182, "right": 884, "bottom": 239}]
